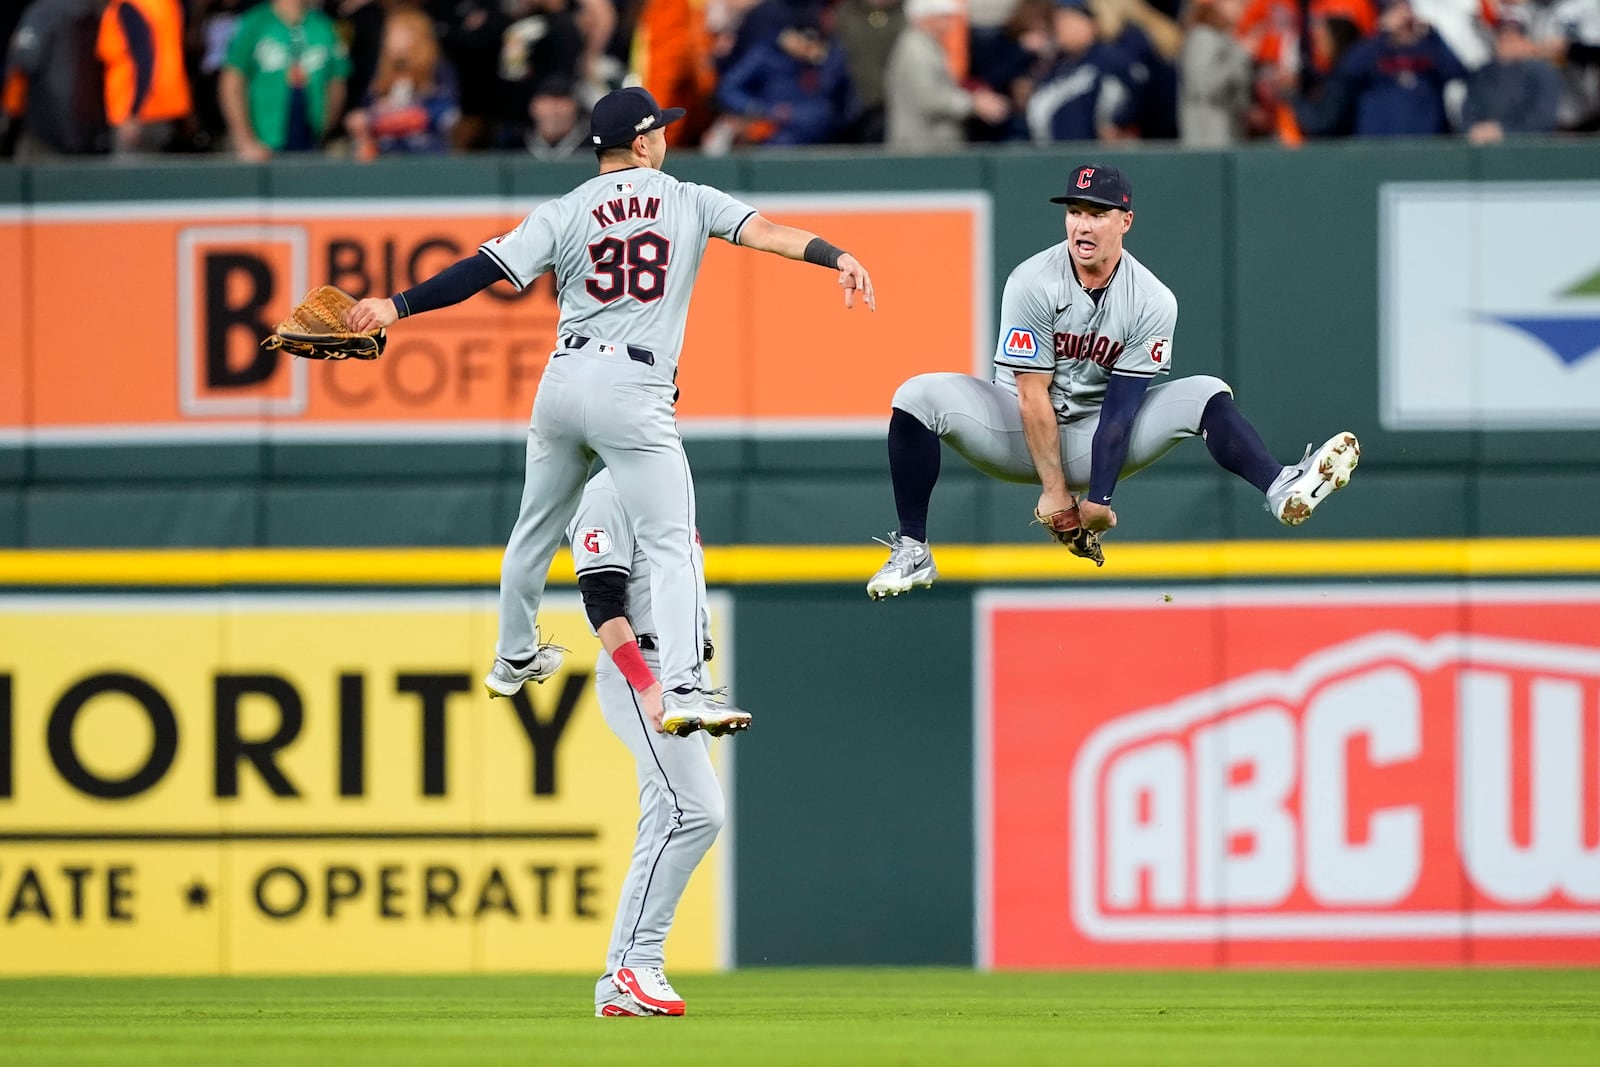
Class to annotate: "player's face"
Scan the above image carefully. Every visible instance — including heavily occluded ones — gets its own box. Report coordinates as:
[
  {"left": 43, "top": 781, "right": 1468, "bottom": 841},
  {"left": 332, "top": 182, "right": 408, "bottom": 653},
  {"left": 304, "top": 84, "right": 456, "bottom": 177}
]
[{"left": 1064, "top": 203, "right": 1132, "bottom": 271}]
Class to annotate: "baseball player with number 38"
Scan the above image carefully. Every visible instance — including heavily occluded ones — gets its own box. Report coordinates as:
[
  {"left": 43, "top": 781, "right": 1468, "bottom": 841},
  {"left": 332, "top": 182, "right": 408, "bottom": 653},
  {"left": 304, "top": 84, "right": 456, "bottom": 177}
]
[
  {"left": 868, "top": 164, "right": 1360, "bottom": 598},
  {"left": 346, "top": 86, "right": 874, "bottom": 735}
]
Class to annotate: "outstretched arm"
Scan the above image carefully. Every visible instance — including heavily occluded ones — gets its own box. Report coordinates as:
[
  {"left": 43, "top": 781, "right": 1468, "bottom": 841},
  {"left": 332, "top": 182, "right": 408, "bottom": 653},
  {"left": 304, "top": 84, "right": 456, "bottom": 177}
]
[
  {"left": 736, "top": 214, "right": 876, "bottom": 310},
  {"left": 346, "top": 251, "right": 507, "bottom": 332}
]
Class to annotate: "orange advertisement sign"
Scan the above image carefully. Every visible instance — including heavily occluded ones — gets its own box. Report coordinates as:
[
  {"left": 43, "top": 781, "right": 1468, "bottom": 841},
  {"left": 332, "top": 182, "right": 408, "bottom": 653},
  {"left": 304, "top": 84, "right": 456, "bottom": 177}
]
[
  {"left": 979, "top": 585, "right": 1600, "bottom": 969},
  {"left": 6, "top": 195, "right": 987, "bottom": 442}
]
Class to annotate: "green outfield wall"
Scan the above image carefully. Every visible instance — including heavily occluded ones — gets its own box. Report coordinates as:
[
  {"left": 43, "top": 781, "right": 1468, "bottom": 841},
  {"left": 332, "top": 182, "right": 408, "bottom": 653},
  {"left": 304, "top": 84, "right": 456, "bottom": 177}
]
[{"left": 5, "top": 139, "right": 1600, "bottom": 547}]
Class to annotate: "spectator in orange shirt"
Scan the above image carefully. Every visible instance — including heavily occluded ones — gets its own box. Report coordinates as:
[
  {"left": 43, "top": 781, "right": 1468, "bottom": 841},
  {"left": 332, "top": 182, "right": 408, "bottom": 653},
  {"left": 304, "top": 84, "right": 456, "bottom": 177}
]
[
  {"left": 631, "top": 0, "right": 716, "bottom": 145},
  {"left": 98, "top": 0, "right": 192, "bottom": 152}
]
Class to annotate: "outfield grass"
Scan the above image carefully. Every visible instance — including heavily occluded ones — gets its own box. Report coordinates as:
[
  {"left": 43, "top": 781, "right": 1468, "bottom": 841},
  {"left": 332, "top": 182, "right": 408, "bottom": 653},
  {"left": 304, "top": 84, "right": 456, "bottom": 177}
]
[{"left": 1, "top": 968, "right": 1597, "bottom": 1066}]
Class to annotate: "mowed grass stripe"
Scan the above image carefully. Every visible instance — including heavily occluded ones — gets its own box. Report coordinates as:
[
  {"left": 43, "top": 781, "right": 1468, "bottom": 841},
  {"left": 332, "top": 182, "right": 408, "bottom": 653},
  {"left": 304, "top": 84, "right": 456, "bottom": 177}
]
[{"left": 1, "top": 968, "right": 1596, "bottom": 1066}]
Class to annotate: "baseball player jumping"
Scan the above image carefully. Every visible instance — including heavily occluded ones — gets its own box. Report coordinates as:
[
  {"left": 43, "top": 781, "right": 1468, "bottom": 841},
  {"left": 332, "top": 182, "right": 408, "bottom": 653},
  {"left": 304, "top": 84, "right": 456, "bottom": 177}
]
[
  {"left": 348, "top": 86, "right": 874, "bottom": 733},
  {"left": 570, "top": 468, "right": 729, "bottom": 1018},
  {"left": 867, "top": 164, "right": 1358, "bottom": 599}
]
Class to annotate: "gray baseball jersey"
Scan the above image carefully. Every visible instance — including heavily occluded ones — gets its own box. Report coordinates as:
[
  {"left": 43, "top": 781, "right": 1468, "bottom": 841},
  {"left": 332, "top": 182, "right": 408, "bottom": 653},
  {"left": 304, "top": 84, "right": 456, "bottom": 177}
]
[
  {"left": 481, "top": 169, "right": 758, "bottom": 379},
  {"left": 991, "top": 245, "right": 1176, "bottom": 420},
  {"left": 891, "top": 244, "right": 1228, "bottom": 492},
  {"left": 568, "top": 470, "right": 723, "bottom": 996}
]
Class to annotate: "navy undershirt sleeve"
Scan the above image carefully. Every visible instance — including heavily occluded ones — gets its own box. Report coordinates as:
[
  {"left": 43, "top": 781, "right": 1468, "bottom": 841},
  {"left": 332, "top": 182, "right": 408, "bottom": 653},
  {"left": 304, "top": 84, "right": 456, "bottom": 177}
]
[
  {"left": 577, "top": 569, "right": 629, "bottom": 632},
  {"left": 1086, "top": 372, "right": 1152, "bottom": 505},
  {"left": 391, "top": 252, "right": 509, "bottom": 318}
]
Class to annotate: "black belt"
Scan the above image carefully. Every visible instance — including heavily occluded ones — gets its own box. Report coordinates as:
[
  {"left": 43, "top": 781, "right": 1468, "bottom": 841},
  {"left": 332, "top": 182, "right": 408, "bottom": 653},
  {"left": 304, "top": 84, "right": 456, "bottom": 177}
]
[
  {"left": 636, "top": 634, "right": 657, "bottom": 651},
  {"left": 558, "top": 333, "right": 654, "bottom": 367}
]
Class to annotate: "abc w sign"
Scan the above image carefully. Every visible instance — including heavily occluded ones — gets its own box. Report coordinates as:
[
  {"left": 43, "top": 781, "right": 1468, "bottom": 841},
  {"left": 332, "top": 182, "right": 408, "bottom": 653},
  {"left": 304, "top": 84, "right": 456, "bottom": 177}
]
[{"left": 979, "top": 586, "right": 1600, "bottom": 968}]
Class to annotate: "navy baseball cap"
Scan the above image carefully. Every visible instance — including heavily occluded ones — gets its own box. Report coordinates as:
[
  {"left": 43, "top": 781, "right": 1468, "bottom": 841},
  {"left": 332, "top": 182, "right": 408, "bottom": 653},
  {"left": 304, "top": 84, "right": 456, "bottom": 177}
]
[
  {"left": 1050, "top": 164, "right": 1134, "bottom": 210},
  {"left": 589, "top": 87, "right": 685, "bottom": 149}
]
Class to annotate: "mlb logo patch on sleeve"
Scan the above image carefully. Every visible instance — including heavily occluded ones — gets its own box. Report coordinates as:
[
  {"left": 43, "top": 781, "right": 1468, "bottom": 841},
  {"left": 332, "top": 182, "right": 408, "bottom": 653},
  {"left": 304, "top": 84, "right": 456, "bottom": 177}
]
[{"left": 1004, "top": 328, "right": 1039, "bottom": 358}]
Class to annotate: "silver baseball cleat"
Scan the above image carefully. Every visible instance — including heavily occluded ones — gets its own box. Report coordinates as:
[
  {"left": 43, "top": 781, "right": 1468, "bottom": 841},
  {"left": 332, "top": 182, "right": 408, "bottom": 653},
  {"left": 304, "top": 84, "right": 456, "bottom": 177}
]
[{"left": 867, "top": 532, "right": 939, "bottom": 600}]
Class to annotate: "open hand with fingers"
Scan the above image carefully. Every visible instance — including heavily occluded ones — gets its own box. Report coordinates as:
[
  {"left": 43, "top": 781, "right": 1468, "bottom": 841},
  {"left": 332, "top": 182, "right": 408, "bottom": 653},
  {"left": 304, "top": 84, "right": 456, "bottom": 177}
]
[{"left": 837, "top": 253, "right": 876, "bottom": 311}]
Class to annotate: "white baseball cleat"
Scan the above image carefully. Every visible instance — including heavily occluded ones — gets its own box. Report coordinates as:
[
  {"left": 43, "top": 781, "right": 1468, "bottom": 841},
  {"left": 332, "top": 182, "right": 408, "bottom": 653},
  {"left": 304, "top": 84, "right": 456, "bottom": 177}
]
[
  {"left": 661, "top": 688, "right": 752, "bottom": 738},
  {"left": 867, "top": 533, "right": 938, "bottom": 600},
  {"left": 483, "top": 630, "right": 568, "bottom": 698},
  {"left": 696, "top": 687, "right": 752, "bottom": 738},
  {"left": 660, "top": 690, "right": 705, "bottom": 737},
  {"left": 612, "top": 966, "right": 686, "bottom": 1016},
  {"left": 595, "top": 992, "right": 655, "bottom": 1018},
  {"left": 1265, "top": 432, "right": 1361, "bottom": 527}
]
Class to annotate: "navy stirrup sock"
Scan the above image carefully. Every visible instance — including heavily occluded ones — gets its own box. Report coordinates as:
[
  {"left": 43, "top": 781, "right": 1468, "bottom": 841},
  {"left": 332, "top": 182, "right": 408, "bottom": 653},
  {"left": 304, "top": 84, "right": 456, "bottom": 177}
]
[
  {"left": 1199, "top": 392, "right": 1283, "bottom": 494},
  {"left": 887, "top": 408, "right": 940, "bottom": 542}
]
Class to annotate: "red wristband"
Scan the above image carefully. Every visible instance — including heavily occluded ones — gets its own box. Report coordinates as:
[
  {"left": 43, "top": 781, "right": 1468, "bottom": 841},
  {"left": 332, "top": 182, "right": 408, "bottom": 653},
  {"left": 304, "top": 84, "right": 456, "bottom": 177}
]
[{"left": 612, "top": 640, "right": 657, "bottom": 693}]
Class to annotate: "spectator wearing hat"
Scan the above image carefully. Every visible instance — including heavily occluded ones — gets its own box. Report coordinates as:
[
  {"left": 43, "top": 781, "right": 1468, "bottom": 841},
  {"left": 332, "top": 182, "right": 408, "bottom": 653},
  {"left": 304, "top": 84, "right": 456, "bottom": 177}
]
[
  {"left": 1025, "top": 0, "right": 1136, "bottom": 143},
  {"left": 525, "top": 73, "right": 586, "bottom": 158},
  {"left": 1463, "top": 6, "right": 1561, "bottom": 142},
  {"left": 715, "top": 6, "right": 857, "bottom": 146},
  {"left": 1295, "top": 0, "right": 1466, "bottom": 136},
  {"left": 885, "top": 0, "right": 1011, "bottom": 149},
  {"left": 494, "top": 0, "right": 584, "bottom": 146}
]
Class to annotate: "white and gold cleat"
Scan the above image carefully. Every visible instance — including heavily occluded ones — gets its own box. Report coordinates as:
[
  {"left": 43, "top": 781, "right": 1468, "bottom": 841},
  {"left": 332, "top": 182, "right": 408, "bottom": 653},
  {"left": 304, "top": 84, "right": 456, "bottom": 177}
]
[{"left": 1266, "top": 432, "right": 1361, "bottom": 527}]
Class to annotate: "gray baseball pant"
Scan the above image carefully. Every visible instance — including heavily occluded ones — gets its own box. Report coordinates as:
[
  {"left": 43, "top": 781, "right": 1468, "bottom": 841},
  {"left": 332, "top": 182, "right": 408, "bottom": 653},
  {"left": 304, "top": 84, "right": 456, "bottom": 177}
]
[
  {"left": 591, "top": 647, "right": 724, "bottom": 1003},
  {"left": 890, "top": 373, "right": 1231, "bottom": 487},
  {"left": 497, "top": 344, "right": 708, "bottom": 694}
]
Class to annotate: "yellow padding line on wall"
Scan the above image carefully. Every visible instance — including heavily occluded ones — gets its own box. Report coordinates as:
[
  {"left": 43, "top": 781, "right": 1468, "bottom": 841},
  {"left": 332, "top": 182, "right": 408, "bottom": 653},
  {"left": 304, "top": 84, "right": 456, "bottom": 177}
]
[{"left": 2, "top": 539, "right": 1600, "bottom": 586}]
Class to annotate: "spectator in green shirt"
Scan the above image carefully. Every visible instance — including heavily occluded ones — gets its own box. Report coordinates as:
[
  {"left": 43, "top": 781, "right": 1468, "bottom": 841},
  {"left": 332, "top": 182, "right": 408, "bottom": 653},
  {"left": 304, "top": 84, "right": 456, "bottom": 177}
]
[{"left": 219, "top": 0, "right": 350, "bottom": 160}]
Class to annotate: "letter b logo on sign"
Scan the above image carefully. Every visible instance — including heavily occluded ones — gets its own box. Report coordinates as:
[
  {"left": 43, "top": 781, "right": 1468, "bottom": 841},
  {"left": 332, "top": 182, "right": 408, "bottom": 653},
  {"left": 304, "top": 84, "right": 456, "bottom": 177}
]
[{"left": 179, "top": 226, "right": 309, "bottom": 417}]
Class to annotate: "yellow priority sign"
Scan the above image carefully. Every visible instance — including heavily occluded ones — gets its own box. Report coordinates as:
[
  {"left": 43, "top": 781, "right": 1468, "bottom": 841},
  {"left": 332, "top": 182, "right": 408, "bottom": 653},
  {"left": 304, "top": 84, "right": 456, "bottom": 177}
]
[{"left": 0, "top": 593, "right": 731, "bottom": 975}]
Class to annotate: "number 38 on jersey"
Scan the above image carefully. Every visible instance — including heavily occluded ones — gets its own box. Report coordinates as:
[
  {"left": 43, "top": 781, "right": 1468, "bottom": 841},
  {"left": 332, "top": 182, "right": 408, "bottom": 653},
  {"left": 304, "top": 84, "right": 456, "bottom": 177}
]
[{"left": 586, "top": 232, "right": 671, "bottom": 304}]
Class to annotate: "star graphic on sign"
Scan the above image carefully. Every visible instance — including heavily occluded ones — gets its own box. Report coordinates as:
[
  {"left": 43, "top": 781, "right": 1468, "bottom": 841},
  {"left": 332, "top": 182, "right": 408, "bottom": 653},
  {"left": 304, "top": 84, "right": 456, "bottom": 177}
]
[{"left": 183, "top": 879, "right": 212, "bottom": 911}]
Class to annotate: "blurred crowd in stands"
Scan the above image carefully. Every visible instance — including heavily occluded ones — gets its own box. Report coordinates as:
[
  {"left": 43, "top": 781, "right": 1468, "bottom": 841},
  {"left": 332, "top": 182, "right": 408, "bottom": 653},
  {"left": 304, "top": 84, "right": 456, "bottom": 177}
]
[{"left": 2, "top": 0, "right": 1596, "bottom": 161}]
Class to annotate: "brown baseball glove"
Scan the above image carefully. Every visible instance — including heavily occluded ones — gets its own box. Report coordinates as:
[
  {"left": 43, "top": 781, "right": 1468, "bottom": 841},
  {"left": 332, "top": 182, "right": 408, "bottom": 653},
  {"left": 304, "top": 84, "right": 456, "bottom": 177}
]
[
  {"left": 1034, "top": 502, "right": 1105, "bottom": 567},
  {"left": 260, "top": 285, "right": 387, "bottom": 360}
]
